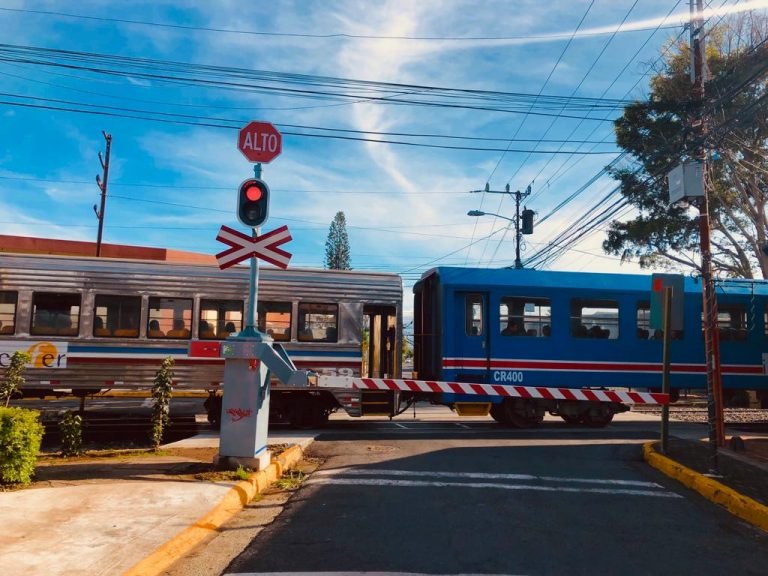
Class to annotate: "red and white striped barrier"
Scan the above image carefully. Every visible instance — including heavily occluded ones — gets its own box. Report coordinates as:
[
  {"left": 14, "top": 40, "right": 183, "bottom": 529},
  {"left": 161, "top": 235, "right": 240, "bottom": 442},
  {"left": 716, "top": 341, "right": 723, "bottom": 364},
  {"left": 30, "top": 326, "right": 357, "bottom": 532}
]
[{"left": 316, "top": 376, "right": 669, "bottom": 405}]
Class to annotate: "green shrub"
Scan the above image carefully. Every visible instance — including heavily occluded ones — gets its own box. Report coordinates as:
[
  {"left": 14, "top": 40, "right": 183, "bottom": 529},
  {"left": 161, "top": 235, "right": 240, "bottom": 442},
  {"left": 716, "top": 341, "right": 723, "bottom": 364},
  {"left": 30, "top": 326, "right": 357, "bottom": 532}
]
[
  {"left": 1, "top": 351, "right": 30, "bottom": 407},
  {"left": 150, "top": 357, "right": 174, "bottom": 451},
  {"left": 59, "top": 411, "right": 83, "bottom": 457},
  {"left": 0, "top": 407, "right": 44, "bottom": 484}
]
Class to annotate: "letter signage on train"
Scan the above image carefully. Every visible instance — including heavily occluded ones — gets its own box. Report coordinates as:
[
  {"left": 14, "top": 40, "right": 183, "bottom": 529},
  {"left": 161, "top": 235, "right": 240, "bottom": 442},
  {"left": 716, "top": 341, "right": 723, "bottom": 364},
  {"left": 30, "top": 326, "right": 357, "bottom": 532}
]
[{"left": 0, "top": 341, "right": 68, "bottom": 368}]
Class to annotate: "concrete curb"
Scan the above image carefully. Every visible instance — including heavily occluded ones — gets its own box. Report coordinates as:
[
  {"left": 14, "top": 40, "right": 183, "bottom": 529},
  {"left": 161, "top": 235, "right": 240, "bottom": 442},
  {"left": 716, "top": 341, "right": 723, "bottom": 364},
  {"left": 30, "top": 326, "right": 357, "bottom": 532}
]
[
  {"left": 121, "top": 444, "right": 306, "bottom": 576},
  {"left": 643, "top": 441, "right": 768, "bottom": 533}
]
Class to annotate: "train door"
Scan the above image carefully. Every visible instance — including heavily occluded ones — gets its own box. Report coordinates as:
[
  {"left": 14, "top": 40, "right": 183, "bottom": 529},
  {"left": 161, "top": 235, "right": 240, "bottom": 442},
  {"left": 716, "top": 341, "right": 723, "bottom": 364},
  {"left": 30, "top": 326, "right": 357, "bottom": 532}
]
[
  {"left": 361, "top": 305, "right": 398, "bottom": 416},
  {"left": 455, "top": 292, "right": 490, "bottom": 382},
  {"left": 362, "top": 305, "right": 398, "bottom": 378}
]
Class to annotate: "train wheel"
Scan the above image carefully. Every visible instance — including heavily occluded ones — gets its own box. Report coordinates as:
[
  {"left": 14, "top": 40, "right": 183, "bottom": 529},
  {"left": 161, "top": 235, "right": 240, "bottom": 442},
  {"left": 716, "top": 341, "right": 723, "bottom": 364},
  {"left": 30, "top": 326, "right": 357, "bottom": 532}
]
[
  {"left": 288, "top": 396, "right": 328, "bottom": 429},
  {"left": 500, "top": 399, "right": 543, "bottom": 428},
  {"left": 581, "top": 409, "right": 614, "bottom": 428},
  {"left": 204, "top": 393, "right": 222, "bottom": 429},
  {"left": 489, "top": 403, "right": 505, "bottom": 423},
  {"left": 559, "top": 414, "right": 582, "bottom": 425}
]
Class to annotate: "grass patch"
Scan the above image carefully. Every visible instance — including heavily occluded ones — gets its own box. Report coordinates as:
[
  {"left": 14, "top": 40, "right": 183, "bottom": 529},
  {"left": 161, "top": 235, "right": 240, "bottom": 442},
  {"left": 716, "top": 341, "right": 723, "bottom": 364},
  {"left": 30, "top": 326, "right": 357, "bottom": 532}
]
[
  {"left": 274, "top": 470, "right": 306, "bottom": 491},
  {"left": 193, "top": 467, "right": 251, "bottom": 482},
  {"left": 37, "top": 448, "right": 168, "bottom": 463}
]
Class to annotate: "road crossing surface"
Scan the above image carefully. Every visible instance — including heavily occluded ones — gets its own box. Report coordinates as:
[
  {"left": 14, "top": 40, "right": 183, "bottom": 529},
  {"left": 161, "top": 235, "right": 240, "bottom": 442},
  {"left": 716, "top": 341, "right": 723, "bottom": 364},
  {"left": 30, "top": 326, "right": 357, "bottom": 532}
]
[{"left": 223, "top": 423, "right": 768, "bottom": 576}]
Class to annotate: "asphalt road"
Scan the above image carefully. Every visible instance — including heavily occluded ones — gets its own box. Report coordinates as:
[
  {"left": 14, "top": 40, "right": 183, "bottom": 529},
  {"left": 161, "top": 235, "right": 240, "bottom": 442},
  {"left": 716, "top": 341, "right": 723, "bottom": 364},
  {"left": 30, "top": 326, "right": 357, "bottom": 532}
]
[{"left": 223, "top": 419, "right": 768, "bottom": 576}]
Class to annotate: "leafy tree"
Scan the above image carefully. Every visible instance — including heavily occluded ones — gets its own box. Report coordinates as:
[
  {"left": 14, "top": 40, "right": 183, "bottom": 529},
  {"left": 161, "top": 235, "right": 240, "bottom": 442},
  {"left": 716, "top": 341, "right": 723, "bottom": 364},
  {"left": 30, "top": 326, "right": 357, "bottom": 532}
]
[
  {"left": 402, "top": 337, "right": 414, "bottom": 361},
  {"left": 324, "top": 211, "right": 352, "bottom": 270},
  {"left": 150, "top": 357, "right": 174, "bottom": 451},
  {"left": 1, "top": 351, "right": 30, "bottom": 407},
  {"left": 605, "top": 18, "right": 768, "bottom": 278}
]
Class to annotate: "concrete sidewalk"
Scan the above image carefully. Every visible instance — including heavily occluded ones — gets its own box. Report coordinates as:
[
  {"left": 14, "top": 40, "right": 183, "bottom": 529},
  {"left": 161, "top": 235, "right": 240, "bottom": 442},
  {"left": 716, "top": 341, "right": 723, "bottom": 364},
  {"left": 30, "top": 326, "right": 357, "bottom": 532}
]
[{"left": 0, "top": 432, "right": 315, "bottom": 576}]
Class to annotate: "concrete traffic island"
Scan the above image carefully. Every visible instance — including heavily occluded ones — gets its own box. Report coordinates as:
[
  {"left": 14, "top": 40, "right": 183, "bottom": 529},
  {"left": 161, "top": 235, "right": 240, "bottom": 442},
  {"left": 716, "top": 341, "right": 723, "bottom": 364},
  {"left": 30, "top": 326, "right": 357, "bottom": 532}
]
[
  {"left": 643, "top": 441, "right": 768, "bottom": 532},
  {"left": 121, "top": 444, "right": 306, "bottom": 576}
]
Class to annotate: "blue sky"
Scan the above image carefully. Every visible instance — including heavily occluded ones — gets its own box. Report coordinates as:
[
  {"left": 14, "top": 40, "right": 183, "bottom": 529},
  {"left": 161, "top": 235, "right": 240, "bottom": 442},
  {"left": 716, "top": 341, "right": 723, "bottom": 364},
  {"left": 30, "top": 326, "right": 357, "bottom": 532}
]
[{"left": 1, "top": 0, "right": 765, "bottom": 319}]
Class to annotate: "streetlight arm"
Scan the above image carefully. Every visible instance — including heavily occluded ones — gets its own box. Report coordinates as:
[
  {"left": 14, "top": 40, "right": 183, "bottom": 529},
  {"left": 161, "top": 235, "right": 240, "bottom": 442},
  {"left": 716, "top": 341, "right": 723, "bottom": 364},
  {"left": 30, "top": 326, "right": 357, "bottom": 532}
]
[{"left": 467, "top": 210, "right": 514, "bottom": 224}]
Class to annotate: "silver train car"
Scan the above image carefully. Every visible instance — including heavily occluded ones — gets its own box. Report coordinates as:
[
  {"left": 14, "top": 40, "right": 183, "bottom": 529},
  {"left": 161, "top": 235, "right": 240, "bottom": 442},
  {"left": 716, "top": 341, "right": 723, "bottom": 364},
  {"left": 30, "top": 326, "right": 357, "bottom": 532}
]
[{"left": 0, "top": 253, "right": 402, "bottom": 427}]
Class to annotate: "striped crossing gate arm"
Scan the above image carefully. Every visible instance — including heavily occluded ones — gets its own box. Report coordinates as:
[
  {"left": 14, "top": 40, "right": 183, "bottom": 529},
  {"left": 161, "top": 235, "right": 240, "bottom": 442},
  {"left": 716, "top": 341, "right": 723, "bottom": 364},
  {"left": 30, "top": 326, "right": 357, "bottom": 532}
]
[{"left": 314, "top": 376, "right": 670, "bottom": 405}]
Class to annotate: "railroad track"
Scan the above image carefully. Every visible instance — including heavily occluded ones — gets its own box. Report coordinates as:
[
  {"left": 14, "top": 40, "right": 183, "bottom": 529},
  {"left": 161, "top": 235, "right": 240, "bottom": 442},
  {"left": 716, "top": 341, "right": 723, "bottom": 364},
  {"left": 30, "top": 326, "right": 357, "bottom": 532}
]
[
  {"left": 632, "top": 405, "right": 768, "bottom": 425},
  {"left": 40, "top": 413, "right": 209, "bottom": 448}
]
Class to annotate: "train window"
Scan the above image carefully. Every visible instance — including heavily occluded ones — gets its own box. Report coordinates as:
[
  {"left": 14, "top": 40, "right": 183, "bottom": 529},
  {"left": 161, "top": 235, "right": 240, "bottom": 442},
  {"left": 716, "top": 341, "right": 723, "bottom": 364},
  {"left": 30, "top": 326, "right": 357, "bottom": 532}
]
[
  {"left": 258, "top": 301, "right": 291, "bottom": 341},
  {"left": 717, "top": 304, "right": 748, "bottom": 341},
  {"left": 31, "top": 292, "right": 81, "bottom": 336},
  {"left": 200, "top": 299, "right": 243, "bottom": 339},
  {"left": 465, "top": 295, "right": 483, "bottom": 336},
  {"left": 636, "top": 302, "right": 652, "bottom": 339},
  {"left": 0, "top": 291, "right": 17, "bottom": 335},
  {"left": 94, "top": 295, "right": 140, "bottom": 338},
  {"left": 571, "top": 299, "right": 619, "bottom": 339},
  {"left": 147, "top": 297, "right": 192, "bottom": 339},
  {"left": 298, "top": 303, "right": 338, "bottom": 342},
  {"left": 500, "top": 297, "right": 551, "bottom": 337}
]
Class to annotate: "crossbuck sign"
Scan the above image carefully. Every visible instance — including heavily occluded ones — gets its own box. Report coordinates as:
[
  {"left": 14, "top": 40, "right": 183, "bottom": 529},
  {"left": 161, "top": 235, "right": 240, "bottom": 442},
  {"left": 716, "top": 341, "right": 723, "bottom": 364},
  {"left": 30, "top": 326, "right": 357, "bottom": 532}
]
[{"left": 216, "top": 224, "right": 292, "bottom": 269}]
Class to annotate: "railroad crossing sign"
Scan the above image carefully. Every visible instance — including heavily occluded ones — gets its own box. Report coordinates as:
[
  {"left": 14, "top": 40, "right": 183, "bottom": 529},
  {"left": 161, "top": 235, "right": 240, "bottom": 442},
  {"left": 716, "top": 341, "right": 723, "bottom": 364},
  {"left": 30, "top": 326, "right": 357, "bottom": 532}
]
[
  {"left": 237, "top": 121, "right": 282, "bottom": 163},
  {"left": 215, "top": 224, "right": 292, "bottom": 269}
]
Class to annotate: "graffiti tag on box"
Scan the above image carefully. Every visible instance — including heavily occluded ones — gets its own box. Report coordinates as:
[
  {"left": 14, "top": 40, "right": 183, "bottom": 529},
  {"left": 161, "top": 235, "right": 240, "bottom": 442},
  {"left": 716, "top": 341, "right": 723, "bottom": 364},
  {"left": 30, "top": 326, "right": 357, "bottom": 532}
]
[{"left": 226, "top": 407, "right": 252, "bottom": 422}]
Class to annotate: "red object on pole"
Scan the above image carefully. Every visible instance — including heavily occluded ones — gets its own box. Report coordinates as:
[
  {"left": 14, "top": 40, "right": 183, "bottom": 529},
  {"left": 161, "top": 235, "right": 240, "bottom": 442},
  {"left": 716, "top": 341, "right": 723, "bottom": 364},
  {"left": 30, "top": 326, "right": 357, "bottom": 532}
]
[{"left": 237, "top": 121, "right": 282, "bottom": 163}]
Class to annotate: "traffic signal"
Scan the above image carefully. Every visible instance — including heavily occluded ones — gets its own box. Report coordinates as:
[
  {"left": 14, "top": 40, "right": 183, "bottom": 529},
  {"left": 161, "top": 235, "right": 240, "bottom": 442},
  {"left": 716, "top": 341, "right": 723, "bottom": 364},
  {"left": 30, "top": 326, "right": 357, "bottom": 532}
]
[
  {"left": 521, "top": 209, "right": 534, "bottom": 235},
  {"left": 237, "top": 178, "right": 270, "bottom": 228}
]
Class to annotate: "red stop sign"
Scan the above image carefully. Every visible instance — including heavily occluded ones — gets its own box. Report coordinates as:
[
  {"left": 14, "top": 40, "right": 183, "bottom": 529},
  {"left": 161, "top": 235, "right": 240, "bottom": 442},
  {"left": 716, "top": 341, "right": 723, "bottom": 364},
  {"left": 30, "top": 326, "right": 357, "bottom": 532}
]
[{"left": 237, "top": 121, "right": 282, "bottom": 163}]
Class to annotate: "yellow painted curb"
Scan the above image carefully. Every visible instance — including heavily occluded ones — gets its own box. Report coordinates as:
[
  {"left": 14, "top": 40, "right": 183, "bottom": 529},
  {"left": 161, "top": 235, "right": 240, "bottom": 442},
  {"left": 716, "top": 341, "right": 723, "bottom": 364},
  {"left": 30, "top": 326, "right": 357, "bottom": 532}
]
[
  {"left": 122, "top": 443, "right": 306, "bottom": 576},
  {"left": 643, "top": 442, "right": 768, "bottom": 533}
]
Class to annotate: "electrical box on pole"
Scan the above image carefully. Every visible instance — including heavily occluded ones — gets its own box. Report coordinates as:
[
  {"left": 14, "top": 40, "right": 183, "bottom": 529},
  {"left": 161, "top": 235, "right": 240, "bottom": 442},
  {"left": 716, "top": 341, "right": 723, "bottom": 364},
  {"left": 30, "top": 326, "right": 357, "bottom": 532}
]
[
  {"left": 667, "top": 161, "right": 704, "bottom": 205},
  {"left": 521, "top": 209, "right": 534, "bottom": 235}
]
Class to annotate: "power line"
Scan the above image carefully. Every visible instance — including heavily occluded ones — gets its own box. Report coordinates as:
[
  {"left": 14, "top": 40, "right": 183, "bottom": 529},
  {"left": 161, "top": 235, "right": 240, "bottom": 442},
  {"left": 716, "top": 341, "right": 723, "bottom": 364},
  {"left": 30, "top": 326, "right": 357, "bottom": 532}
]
[
  {"left": 0, "top": 6, "right": 680, "bottom": 42},
  {"left": 0, "top": 95, "right": 620, "bottom": 154},
  {"left": 495, "top": 0, "right": 736, "bottom": 268},
  {"left": 480, "top": 0, "right": 641, "bottom": 268},
  {"left": 468, "top": 1, "right": 597, "bottom": 265}
]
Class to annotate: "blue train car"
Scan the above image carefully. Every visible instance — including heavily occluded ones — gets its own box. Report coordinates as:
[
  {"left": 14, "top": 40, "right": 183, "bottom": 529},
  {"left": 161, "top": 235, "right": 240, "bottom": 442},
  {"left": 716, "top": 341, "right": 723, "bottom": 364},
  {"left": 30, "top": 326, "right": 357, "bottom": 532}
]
[{"left": 413, "top": 267, "right": 768, "bottom": 426}]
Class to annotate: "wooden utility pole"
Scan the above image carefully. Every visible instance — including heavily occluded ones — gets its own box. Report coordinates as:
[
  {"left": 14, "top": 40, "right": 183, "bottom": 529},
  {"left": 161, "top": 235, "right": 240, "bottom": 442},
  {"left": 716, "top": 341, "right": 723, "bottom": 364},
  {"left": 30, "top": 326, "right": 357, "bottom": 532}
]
[
  {"left": 691, "top": 0, "right": 725, "bottom": 473},
  {"left": 94, "top": 131, "right": 112, "bottom": 257}
]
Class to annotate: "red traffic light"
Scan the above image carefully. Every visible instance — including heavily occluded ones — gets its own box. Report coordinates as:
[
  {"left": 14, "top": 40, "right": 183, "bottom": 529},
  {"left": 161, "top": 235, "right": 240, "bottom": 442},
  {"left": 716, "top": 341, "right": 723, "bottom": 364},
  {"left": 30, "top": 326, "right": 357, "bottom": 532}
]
[
  {"left": 245, "top": 185, "right": 263, "bottom": 202},
  {"left": 237, "top": 178, "right": 270, "bottom": 228}
]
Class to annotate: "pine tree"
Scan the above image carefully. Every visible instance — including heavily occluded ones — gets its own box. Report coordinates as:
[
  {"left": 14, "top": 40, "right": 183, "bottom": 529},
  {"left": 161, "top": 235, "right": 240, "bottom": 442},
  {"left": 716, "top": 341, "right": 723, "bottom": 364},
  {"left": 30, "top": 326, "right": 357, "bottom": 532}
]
[{"left": 324, "top": 211, "right": 352, "bottom": 270}]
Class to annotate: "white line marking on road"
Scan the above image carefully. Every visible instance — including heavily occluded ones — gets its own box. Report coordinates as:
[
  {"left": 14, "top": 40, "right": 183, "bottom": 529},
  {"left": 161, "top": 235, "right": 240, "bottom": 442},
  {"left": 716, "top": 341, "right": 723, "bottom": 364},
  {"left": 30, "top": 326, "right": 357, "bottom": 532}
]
[
  {"left": 454, "top": 423, "right": 471, "bottom": 428},
  {"left": 306, "top": 477, "right": 682, "bottom": 498},
  {"left": 314, "top": 468, "right": 665, "bottom": 488},
  {"left": 392, "top": 423, "right": 407, "bottom": 429}
]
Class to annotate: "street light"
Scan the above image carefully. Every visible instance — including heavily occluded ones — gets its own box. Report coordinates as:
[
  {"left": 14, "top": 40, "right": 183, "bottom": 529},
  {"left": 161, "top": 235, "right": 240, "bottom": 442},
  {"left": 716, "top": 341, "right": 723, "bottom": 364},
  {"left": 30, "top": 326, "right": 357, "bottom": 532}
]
[
  {"left": 467, "top": 210, "right": 523, "bottom": 269},
  {"left": 467, "top": 210, "right": 511, "bottom": 222}
]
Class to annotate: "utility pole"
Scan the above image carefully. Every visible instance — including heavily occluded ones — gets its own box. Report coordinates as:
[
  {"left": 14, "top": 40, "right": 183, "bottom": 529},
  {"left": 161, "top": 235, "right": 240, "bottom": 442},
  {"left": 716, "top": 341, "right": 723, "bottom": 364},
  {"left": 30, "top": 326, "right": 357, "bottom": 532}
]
[
  {"left": 513, "top": 184, "right": 532, "bottom": 269},
  {"left": 93, "top": 131, "right": 112, "bottom": 257},
  {"left": 469, "top": 183, "right": 531, "bottom": 268},
  {"left": 691, "top": 0, "right": 724, "bottom": 472}
]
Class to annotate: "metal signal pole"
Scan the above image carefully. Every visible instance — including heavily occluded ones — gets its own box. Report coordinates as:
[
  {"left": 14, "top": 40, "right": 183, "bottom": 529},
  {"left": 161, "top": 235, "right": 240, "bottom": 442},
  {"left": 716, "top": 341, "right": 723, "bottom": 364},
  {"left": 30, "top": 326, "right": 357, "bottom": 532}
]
[
  {"left": 93, "top": 131, "right": 112, "bottom": 257},
  {"left": 469, "top": 183, "right": 531, "bottom": 268},
  {"left": 691, "top": 0, "right": 725, "bottom": 473}
]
